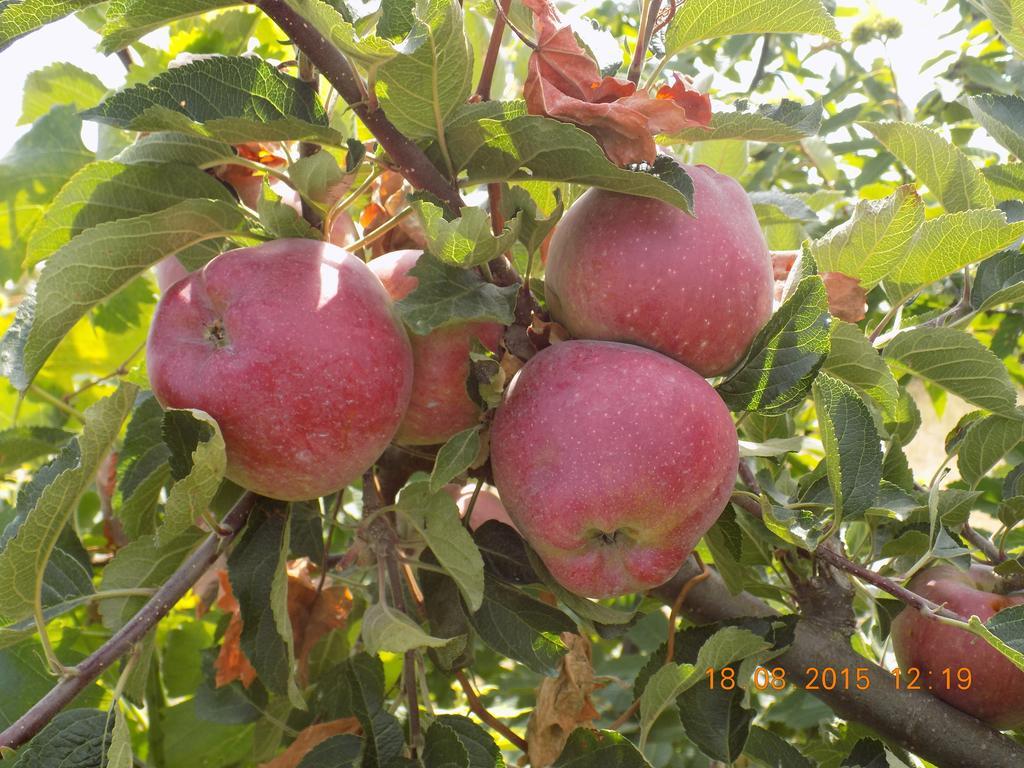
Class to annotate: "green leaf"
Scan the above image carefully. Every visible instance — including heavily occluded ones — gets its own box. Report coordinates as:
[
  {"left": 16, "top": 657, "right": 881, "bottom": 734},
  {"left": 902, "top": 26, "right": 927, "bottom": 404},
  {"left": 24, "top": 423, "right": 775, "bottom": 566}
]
[
  {"left": 882, "top": 208, "right": 1024, "bottom": 304},
  {"left": 810, "top": 185, "right": 923, "bottom": 289},
  {"left": 749, "top": 191, "right": 817, "bottom": 226},
  {"left": 11, "top": 709, "right": 111, "bottom": 767},
  {"left": 98, "top": 530, "right": 203, "bottom": 631},
  {"left": 0, "top": 426, "right": 73, "bottom": 473},
  {"left": 296, "top": 734, "right": 362, "bottom": 768},
  {"left": 19, "top": 62, "right": 107, "bottom": 125},
  {"left": 717, "top": 275, "right": 831, "bottom": 415},
  {"left": 499, "top": 185, "right": 563, "bottom": 257},
  {"left": 441, "top": 103, "right": 693, "bottom": 212},
  {"left": 423, "top": 720, "right": 469, "bottom": 768},
  {"left": 638, "top": 662, "right": 698, "bottom": 747},
  {"left": 0, "top": 384, "right": 135, "bottom": 622},
  {"left": 429, "top": 715, "right": 504, "bottom": 768},
  {"left": 970, "top": 608, "right": 1024, "bottom": 672},
  {"left": 429, "top": 427, "right": 482, "bottom": 493},
  {"left": 663, "top": 99, "right": 823, "bottom": 144},
  {"left": 287, "top": 151, "right": 348, "bottom": 206},
  {"left": 257, "top": 180, "right": 320, "bottom": 240},
  {"left": 972, "top": 249, "right": 1024, "bottom": 312},
  {"left": 640, "top": 626, "right": 771, "bottom": 747},
  {"left": 334, "top": 654, "right": 404, "bottom": 766},
  {"left": 743, "top": 725, "right": 814, "bottom": 768},
  {"left": 156, "top": 409, "right": 227, "bottom": 543},
  {"left": 977, "top": 0, "right": 1024, "bottom": 51},
  {"left": 25, "top": 160, "right": 232, "bottom": 268},
  {"left": 113, "top": 132, "right": 234, "bottom": 166},
  {"left": 100, "top": 0, "right": 238, "bottom": 52},
  {"left": 416, "top": 201, "right": 521, "bottom": 268},
  {"left": 227, "top": 501, "right": 299, "bottom": 700},
  {"left": 399, "top": 480, "right": 484, "bottom": 611},
  {"left": 526, "top": 549, "right": 638, "bottom": 628},
  {"left": 957, "top": 410, "right": 1024, "bottom": 488},
  {"left": 966, "top": 94, "right": 1024, "bottom": 157},
  {"left": 83, "top": 56, "right": 339, "bottom": 146},
  {"left": 0, "top": 106, "right": 93, "bottom": 281},
  {"left": 361, "top": 602, "right": 450, "bottom": 655},
  {"left": 678, "top": 686, "right": 753, "bottom": 763},
  {"left": 663, "top": 0, "right": 838, "bottom": 60},
  {"left": 0, "top": 0, "right": 100, "bottom": 51},
  {"left": 0, "top": 199, "right": 249, "bottom": 393},
  {"left": 862, "top": 122, "right": 994, "bottom": 212},
  {"left": 376, "top": 0, "right": 472, "bottom": 142},
  {"left": 116, "top": 392, "right": 171, "bottom": 539},
  {"left": 396, "top": 254, "right": 518, "bottom": 335},
  {"left": 552, "top": 729, "right": 652, "bottom": 767},
  {"left": 813, "top": 373, "right": 883, "bottom": 520},
  {"left": 982, "top": 163, "right": 1024, "bottom": 202},
  {"left": 106, "top": 706, "right": 133, "bottom": 768},
  {"left": 823, "top": 321, "right": 900, "bottom": 416},
  {"left": 469, "top": 576, "right": 575, "bottom": 675},
  {"left": 884, "top": 327, "right": 1019, "bottom": 416},
  {"left": 283, "top": 0, "right": 398, "bottom": 67}
]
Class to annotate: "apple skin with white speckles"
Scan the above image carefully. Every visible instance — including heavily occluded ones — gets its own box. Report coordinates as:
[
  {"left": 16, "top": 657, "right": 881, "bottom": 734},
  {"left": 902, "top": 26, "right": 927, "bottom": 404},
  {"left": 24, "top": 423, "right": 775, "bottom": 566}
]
[
  {"left": 544, "top": 164, "right": 773, "bottom": 377},
  {"left": 147, "top": 239, "right": 413, "bottom": 501},
  {"left": 891, "top": 564, "right": 1024, "bottom": 729},
  {"left": 369, "top": 250, "right": 504, "bottom": 446},
  {"left": 490, "top": 340, "right": 738, "bottom": 598}
]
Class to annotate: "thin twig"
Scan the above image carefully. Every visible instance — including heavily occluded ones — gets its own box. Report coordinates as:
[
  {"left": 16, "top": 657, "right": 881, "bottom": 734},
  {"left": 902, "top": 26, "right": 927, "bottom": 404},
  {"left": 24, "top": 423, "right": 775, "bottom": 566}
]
[
  {"left": 455, "top": 670, "right": 529, "bottom": 752},
  {"left": 664, "top": 552, "right": 709, "bottom": 663},
  {"left": 64, "top": 342, "right": 146, "bottom": 403},
  {"left": 961, "top": 523, "right": 1004, "bottom": 564},
  {"left": 627, "top": 0, "right": 663, "bottom": 85},
  {"left": 475, "top": 0, "right": 512, "bottom": 101},
  {"left": 747, "top": 34, "right": 772, "bottom": 93},
  {"left": 0, "top": 492, "right": 259, "bottom": 750}
]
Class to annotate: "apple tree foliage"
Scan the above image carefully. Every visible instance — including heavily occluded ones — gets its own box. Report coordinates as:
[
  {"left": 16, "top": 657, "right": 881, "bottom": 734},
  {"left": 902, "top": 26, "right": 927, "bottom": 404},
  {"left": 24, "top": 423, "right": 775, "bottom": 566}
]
[{"left": 0, "top": 0, "right": 1023, "bottom": 766}]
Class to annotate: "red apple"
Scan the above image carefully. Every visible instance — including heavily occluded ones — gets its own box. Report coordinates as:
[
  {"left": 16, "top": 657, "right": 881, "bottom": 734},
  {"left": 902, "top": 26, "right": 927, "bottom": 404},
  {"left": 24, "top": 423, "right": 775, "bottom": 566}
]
[
  {"left": 442, "top": 483, "right": 517, "bottom": 531},
  {"left": 891, "top": 564, "right": 1024, "bottom": 729},
  {"left": 543, "top": 164, "right": 773, "bottom": 377},
  {"left": 490, "top": 340, "right": 738, "bottom": 598},
  {"left": 328, "top": 212, "right": 359, "bottom": 248},
  {"left": 146, "top": 238, "right": 413, "bottom": 501},
  {"left": 369, "top": 250, "right": 504, "bottom": 445}
]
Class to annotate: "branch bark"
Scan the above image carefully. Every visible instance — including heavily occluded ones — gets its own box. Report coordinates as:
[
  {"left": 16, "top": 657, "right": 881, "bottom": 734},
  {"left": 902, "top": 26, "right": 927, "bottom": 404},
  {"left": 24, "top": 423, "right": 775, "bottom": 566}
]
[
  {"left": 653, "top": 559, "right": 1024, "bottom": 768},
  {"left": 255, "top": 0, "right": 465, "bottom": 213},
  {"left": 0, "top": 492, "right": 260, "bottom": 751}
]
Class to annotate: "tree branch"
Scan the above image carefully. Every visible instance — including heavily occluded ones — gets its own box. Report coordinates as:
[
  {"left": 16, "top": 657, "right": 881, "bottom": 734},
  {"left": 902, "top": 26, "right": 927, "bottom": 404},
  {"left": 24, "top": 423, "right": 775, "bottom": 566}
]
[
  {"left": 627, "top": 0, "right": 663, "bottom": 85},
  {"left": 255, "top": 0, "right": 465, "bottom": 213},
  {"left": 652, "top": 559, "right": 1024, "bottom": 768},
  {"left": 475, "top": 0, "right": 512, "bottom": 101},
  {"left": 0, "top": 492, "right": 260, "bottom": 751}
]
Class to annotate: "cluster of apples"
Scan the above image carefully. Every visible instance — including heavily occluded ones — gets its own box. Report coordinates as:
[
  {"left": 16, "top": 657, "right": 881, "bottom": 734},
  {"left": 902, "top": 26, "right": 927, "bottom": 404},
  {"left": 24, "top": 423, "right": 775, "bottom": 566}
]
[
  {"left": 147, "top": 164, "right": 774, "bottom": 597},
  {"left": 145, "top": 161, "right": 1024, "bottom": 730}
]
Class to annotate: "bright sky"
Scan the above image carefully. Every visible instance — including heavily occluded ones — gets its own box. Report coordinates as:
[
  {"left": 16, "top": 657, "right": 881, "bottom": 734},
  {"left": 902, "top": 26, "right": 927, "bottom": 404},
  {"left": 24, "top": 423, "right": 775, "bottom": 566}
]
[{"left": 0, "top": 0, "right": 972, "bottom": 155}]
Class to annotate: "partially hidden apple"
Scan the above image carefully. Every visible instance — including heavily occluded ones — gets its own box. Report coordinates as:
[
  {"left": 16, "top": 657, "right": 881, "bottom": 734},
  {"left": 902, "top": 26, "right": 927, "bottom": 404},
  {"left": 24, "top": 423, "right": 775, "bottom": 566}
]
[
  {"left": 442, "top": 483, "right": 517, "bottom": 531},
  {"left": 490, "top": 340, "right": 738, "bottom": 598},
  {"left": 147, "top": 238, "right": 413, "bottom": 501},
  {"left": 369, "top": 250, "right": 504, "bottom": 445},
  {"left": 544, "top": 164, "right": 773, "bottom": 377},
  {"left": 891, "top": 563, "right": 1024, "bottom": 729}
]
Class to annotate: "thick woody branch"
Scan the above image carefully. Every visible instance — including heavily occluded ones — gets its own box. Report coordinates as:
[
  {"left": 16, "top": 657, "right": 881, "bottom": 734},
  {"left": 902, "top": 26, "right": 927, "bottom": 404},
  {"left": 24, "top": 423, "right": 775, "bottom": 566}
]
[
  {"left": 255, "top": 0, "right": 465, "bottom": 212},
  {"left": 0, "top": 492, "right": 260, "bottom": 751},
  {"left": 653, "top": 559, "right": 1024, "bottom": 768}
]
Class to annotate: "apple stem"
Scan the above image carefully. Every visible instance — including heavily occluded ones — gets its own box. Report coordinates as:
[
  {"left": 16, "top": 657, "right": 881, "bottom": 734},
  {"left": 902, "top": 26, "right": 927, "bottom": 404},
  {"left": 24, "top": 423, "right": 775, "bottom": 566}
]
[{"left": 0, "top": 492, "right": 260, "bottom": 751}]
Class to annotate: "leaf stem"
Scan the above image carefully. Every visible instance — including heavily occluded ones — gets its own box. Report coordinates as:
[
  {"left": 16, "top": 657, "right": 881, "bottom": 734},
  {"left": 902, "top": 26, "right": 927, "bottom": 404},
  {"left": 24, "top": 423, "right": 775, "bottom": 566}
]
[
  {"left": 27, "top": 384, "right": 86, "bottom": 423},
  {"left": 346, "top": 207, "right": 413, "bottom": 253}
]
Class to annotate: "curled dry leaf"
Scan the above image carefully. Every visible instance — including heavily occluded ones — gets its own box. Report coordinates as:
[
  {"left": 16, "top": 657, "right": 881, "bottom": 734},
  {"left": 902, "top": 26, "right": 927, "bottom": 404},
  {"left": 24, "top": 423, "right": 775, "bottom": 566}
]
[
  {"left": 213, "top": 560, "right": 352, "bottom": 689},
  {"left": 521, "top": 0, "right": 711, "bottom": 166},
  {"left": 822, "top": 271, "right": 868, "bottom": 322},
  {"left": 258, "top": 718, "right": 361, "bottom": 768},
  {"left": 526, "top": 633, "right": 599, "bottom": 768}
]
